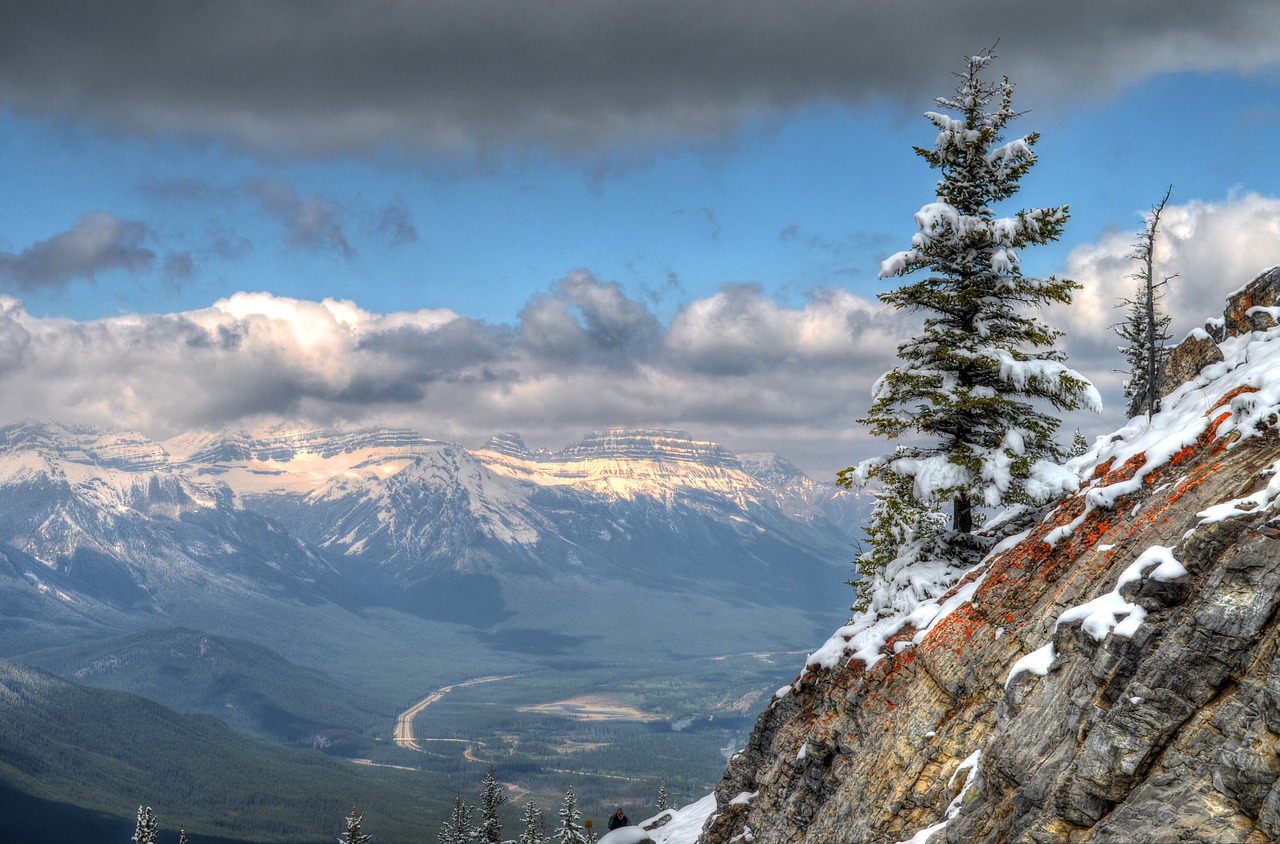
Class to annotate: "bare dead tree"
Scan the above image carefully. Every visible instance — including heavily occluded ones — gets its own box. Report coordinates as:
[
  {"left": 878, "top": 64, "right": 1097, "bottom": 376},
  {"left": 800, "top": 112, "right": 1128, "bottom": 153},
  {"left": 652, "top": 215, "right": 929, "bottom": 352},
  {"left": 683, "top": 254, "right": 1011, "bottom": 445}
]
[{"left": 1116, "top": 185, "right": 1176, "bottom": 418}]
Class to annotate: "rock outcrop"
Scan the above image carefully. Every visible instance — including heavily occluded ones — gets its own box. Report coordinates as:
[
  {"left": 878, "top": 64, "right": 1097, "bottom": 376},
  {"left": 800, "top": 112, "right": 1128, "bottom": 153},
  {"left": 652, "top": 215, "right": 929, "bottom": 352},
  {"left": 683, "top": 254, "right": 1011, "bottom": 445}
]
[{"left": 700, "top": 266, "right": 1280, "bottom": 844}]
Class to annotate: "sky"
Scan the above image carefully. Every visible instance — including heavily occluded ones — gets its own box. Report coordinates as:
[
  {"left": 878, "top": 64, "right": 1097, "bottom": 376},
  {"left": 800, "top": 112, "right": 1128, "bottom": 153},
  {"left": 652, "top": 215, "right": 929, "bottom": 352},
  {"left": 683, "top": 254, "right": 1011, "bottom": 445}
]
[{"left": 2, "top": 0, "right": 1280, "bottom": 482}]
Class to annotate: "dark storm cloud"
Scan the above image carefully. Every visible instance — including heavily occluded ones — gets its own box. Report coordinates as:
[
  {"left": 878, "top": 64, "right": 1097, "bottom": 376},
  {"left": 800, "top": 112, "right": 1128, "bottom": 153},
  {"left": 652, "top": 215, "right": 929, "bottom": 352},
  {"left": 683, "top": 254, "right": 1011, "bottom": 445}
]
[
  {"left": 0, "top": 212, "right": 156, "bottom": 290},
  {"left": 2, "top": 1, "right": 1276, "bottom": 159}
]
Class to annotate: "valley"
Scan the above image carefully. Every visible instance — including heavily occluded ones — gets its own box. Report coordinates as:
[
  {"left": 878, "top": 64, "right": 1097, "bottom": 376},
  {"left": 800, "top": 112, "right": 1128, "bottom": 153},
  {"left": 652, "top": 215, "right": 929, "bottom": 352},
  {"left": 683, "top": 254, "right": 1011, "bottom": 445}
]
[
  {"left": 0, "top": 423, "right": 864, "bottom": 841},
  {"left": 393, "top": 674, "right": 519, "bottom": 750}
]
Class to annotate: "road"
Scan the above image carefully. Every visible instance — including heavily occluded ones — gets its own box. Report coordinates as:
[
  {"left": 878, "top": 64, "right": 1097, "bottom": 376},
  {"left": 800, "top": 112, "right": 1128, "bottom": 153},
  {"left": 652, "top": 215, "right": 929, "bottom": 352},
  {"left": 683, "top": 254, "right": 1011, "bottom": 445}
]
[{"left": 392, "top": 674, "right": 516, "bottom": 751}]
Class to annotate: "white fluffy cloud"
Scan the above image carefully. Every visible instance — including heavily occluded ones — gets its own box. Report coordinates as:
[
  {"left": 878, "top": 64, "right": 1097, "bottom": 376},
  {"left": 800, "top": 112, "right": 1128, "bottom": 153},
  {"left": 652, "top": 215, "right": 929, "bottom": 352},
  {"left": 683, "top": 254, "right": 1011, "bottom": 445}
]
[
  {"left": 5, "top": 195, "right": 1277, "bottom": 481},
  {"left": 1050, "top": 192, "right": 1280, "bottom": 438},
  {"left": 0, "top": 277, "right": 905, "bottom": 479}
]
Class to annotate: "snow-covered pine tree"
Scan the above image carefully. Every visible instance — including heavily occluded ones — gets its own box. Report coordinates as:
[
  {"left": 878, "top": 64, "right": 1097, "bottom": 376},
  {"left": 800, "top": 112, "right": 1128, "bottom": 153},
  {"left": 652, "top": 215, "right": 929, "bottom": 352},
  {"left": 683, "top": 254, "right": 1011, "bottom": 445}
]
[
  {"left": 132, "top": 806, "right": 159, "bottom": 844},
  {"left": 478, "top": 766, "right": 506, "bottom": 844},
  {"left": 439, "top": 796, "right": 475, "bottom": 844},
  {"left": 518, "top": 798, "right": 547, "bottom": 844},
  {"left": 554, "top": 787, "right": 588, "bottom": 844},
  {"left": 656, "top": 779, "right": 670, "bottom": 811},
  {"left": 849, "top": 449, "right": 947, "bottom": 613},
  {"left": 338, "top": 807, "right": 372, "bottom": 844},
  {"left": 847, "top": 50, "right": 1099, "bottom": 552},
  {"left": 178, "top": 830, "right": 189, "bottom": 844},
  {"left": 1070, "top": 428, "right": 1090, "bottom": 458},
  {"left": 1116, "top": 185, "right": 1175, "bottom": 419}
]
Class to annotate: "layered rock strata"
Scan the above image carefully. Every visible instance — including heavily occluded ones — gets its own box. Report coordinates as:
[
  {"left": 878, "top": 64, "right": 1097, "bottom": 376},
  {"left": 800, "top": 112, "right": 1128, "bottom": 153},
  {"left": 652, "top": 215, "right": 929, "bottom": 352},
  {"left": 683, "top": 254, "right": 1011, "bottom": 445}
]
[{"left": 701, "top": 267, "right": 1280, "bottom": 844}]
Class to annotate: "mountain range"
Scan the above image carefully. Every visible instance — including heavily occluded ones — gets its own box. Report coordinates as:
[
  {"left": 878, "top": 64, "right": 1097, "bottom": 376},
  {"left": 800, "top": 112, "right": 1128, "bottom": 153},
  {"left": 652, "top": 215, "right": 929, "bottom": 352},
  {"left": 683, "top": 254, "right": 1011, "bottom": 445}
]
[
  {"left": 0, "top": 423, "right": 858, "bottom": 630},
  {"left": 0, "top": 422, "right": 865, "bottom": 840}
]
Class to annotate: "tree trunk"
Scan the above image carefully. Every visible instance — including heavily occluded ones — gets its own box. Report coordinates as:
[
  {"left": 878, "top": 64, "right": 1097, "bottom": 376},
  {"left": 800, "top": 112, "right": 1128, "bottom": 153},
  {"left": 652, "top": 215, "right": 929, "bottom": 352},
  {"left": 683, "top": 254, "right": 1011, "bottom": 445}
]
[{"left": 954, "top": 494, "right": 973, "bottom": 535}]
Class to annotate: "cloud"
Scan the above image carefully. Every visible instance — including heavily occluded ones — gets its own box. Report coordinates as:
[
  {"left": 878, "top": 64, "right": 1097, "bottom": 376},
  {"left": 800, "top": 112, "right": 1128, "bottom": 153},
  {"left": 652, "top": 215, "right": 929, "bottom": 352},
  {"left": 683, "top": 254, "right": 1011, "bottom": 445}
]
[
  {"left": 1049, "top": 192, "right": 1280, "bottom": 437},
  {"left": 0, "top": 273, "right": 901, "bottom": 479},
  {"left": 519, "top": 270, "right": 663, "bottom": 364},
  {"left": 0, "top": 212, "right": 156, "bottom": 290},
  {"left": 1, "top": 192, "right": 1275, "bottom": 482},
  {"left": 673, "top": 207, "right": 720, "bottom": 242},
  {"left": 2, "top": 1, "right": 1277, "bottom": 159},
  {"left": 248, "top": 178, "right": 355, "bottom": 258},
  {"left": 376, "top": 199, "right": 419, "bottom": 247}
]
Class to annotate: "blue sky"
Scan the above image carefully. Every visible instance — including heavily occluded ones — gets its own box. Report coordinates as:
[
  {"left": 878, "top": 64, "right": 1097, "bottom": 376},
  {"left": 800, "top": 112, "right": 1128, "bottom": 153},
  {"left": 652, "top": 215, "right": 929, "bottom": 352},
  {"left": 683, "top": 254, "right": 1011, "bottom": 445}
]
[{"left": 2, "top": 1, "right": 1280, "bottom": 480}]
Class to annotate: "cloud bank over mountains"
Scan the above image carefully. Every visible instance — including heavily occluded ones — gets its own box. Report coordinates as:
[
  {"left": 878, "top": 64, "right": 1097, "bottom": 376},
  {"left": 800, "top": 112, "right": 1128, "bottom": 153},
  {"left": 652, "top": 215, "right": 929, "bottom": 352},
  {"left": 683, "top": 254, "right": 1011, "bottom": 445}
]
[
  {"left": 3, "top": 0, "right": 1278, "bottom": 159},
  {"left": 4, "top": 191, "right": 1279, "bottom": 479}
]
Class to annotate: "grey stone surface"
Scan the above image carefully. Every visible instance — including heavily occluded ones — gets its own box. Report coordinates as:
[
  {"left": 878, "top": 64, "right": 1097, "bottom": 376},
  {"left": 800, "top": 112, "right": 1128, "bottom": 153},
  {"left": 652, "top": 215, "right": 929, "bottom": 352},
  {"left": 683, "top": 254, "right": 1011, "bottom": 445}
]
[{"left": 697, "top": 287, "right": 1280, "bottom": 844}]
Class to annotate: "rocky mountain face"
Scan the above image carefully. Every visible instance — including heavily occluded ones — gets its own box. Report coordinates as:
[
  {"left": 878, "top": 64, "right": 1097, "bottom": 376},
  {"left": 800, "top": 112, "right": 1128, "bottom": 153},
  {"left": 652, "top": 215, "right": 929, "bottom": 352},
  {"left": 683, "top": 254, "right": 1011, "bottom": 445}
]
[
  {"left": 0, "top": 422, "right": 337, "bottom": 617},
  {"left": 0, "top": 422, "right": 861, "bottom": 646},
  {"left": 700, "top": 267, "right": 1280, "bottom": 843},
  {"left": 175, "top": 427, "right": 862, "bottom": 601}
]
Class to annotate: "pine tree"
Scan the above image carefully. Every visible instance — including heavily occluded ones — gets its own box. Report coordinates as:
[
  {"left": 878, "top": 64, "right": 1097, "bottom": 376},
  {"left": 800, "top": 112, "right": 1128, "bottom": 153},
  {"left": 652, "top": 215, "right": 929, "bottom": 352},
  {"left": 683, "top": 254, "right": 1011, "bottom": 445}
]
[
  {"left": 338, "top": 807, "right": 373, "bottom": 844},
  {"left": 847, "top": 50, "right": 1098, "bottom": 549},
  {"left": 477, "top": 766, "right": 506, "bottom": 844},
  {"left": 656, "top": 779, "right": 670, "bottom": 812},
  {"left": 1069, "top": 428, "right": 1089, "bottom": 458},
  {"left": 1116, "top": 185, "right": 1175, "bottom": 419},
  {"left": 518, "top": 799, "right": 547, "bottom": 844},
  {"left": 178, "top": 830, "right": 189, "bottom": 844},
  {"left": 554, "top": 787, "right": 588, "bottom": 844},
  {"left": 439, "top": 795, "right": 475, "bottom": 844},
  {"left": 132, "top": 806, "right": 159, "bottom": 844},
  {"left": 849, "top": 450, "right": 947, "bottom": 613}
]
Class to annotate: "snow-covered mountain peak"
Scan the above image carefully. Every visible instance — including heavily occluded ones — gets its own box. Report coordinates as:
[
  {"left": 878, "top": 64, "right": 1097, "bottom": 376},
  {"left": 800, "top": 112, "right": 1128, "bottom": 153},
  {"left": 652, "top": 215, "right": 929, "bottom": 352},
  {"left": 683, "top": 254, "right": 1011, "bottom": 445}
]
[
  {"left": 0, "top": 421, "right": 172, "bottom": 473},
  {"left": 474, "top": 427, "right": 764, "bottom": 502},
  {"left": 554, "top": 428, "right": 740, "bottom": 467},
  {"left": 168, "top": 427, "right": 445, "bottom": 495}
]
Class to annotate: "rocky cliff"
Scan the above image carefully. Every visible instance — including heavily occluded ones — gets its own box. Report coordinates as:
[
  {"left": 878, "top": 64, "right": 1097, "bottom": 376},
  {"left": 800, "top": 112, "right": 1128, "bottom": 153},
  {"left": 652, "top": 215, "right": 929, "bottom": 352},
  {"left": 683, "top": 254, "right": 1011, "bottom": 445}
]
[{"left": 700, "top": 266, "right": 1280, "bottom": 844}]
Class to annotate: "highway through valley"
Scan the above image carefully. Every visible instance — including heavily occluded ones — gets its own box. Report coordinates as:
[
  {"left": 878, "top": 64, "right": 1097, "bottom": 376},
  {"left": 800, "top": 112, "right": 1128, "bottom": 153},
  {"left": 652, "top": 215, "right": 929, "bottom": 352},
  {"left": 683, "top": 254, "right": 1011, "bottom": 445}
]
[{"left": 393, "top": 675, "right": 516, "bottom": 751}]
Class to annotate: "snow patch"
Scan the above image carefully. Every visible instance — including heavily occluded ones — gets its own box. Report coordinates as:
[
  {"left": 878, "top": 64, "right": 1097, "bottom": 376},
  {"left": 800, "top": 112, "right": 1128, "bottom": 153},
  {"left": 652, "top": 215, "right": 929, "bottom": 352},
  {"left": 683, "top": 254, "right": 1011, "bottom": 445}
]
[{"left": 1005, "top": 546, "right": 1185, "bottom": 688}]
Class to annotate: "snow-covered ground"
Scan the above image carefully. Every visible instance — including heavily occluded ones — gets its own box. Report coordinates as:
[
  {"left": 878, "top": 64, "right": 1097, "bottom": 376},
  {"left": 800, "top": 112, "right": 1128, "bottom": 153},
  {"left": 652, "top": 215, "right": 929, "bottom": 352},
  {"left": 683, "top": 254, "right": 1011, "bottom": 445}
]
[{"left": 597, "top": 794, "right": 717, "bottom": 844}]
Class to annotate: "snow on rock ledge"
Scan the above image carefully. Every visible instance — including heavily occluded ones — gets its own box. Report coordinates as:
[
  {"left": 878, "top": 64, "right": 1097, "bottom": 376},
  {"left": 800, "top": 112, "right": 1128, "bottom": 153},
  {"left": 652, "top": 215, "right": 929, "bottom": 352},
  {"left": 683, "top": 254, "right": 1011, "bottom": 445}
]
[{"left": 699, "top": 274, "right": 1280, "bottom": 844}]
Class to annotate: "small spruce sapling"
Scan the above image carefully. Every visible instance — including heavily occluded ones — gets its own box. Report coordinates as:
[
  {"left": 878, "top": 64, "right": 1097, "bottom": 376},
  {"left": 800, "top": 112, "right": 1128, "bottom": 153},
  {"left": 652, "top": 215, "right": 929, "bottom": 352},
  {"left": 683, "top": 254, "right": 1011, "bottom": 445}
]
[
  {"left": 132, "top": 806, "right": 159, "bottom": 844},
  {"left": 518, "top": 799, "right": 547, "bottom": 844},
  {"left": 554, "top": 787, "right": 588, "bottom": 844},
  {"left": 439, "top": 796, "right": 475, "bottom": 844},
  {"left": 656, "top": 779, "right": 670, "bottom": 811},
  {"left": 478, "top": 766, "right": 506, "bottom": 844},
  {"left": 338, "top": 807, "right": 372, "bottom": 844},
  {"left": 849, "top": 451, "right": 947, "bottom": 614}
]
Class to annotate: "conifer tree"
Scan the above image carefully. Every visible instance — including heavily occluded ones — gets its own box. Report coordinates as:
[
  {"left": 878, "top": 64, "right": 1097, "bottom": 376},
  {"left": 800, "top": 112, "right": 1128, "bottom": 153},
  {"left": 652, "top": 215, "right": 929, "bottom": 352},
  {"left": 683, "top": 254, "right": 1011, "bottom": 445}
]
[
  {"left": 656, "top": 779, "right": 670, "bottom": 811},
  {"left": 1116, "top": 185, "right": 1175, "bottom": 419},
  {"left": 554, "top": 787, "right": 588, "bottom": 844},
  {"left": 132, "top": 806, "right": 159, "bottom": 844},
  {"left": 477, "top": 766, "right": 506, "bottom": 844},
  {"left": 846, "top": 50, "right": 1099, "bottom": 550},
  {"left": 439, "top": 795, "right": 475, "bottom": 844},
  {"left": 518, "top": 799, "right": 547, "bottom": 844},
  {"left": 338, "top": 807, "right": 372, "bottom": 844},
  {"left": 850, "top": 450, "right": 947, "bottom": 613},
  {"left": 178, "top": 830, "right": 189, "bottom": 844}
]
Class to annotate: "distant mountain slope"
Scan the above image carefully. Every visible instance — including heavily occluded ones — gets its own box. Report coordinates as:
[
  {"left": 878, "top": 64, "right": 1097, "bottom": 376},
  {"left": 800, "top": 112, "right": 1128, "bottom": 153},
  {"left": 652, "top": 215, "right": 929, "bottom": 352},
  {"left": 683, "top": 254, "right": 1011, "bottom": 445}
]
[
  {"left": 21, "top": 627, "right": 389, "bottom": 745},
  {"left": 0, "top": 421, "right": 861, "bottom": 666},
  {"left": 0, "top": 422, "right": 340, "bottom": 615},
  {"left": 0, "top": 658, "right": 438, "bottom": 843},
  {"left": 177, "top": 427, "right": 860, "bottom": 611}
]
